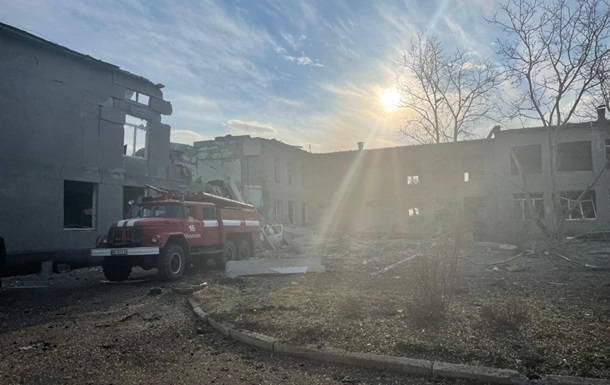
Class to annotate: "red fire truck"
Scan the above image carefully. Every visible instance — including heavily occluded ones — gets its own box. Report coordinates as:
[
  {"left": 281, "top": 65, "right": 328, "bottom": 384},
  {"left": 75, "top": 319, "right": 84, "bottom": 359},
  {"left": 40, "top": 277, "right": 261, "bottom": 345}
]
[{"left": 91, "top": 189, "right": 261, "bottom": 281}]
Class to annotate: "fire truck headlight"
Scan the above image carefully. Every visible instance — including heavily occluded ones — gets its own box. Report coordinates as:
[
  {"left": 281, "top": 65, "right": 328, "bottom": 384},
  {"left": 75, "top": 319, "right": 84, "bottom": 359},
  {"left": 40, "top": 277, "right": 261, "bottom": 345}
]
[
  {"left": 101, "top": 236, "right": 108, "bottom": 244},
  {"left": 151, "top": 235, "right": 160, "bottom": 244}
]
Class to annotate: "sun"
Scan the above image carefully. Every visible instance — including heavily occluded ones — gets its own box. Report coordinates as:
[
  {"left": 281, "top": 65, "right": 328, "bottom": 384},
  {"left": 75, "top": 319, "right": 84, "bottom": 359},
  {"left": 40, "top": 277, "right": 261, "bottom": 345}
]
[{"left": 379, "top": 88, "right": 401, "bottom": 112}]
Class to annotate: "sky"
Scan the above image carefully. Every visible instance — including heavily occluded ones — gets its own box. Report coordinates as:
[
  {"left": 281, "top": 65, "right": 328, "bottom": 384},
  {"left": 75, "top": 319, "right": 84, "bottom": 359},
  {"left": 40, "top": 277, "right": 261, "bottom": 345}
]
[{"left": 0, "top": 0, "right": 502, "bottom": 152}]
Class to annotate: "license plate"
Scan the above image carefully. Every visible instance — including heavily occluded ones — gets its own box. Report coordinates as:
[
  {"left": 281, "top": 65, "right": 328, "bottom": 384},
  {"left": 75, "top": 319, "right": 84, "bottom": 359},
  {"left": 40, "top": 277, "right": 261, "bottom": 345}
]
[{"left": 110, "top": 249, "right": 128, "bottom": 256}]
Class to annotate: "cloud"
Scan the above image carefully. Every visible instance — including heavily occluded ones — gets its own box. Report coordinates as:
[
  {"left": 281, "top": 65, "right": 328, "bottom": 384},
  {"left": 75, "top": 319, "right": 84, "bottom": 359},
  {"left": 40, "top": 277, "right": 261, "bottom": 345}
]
[
  {"left": 283, "top": 54, "right": 325, "bottom": 67},
  {"left": 224, "top": 119, "right": 278, "bottom": 135},
  {"left": 170, "top": 129, "right": 206, "bottom": 145}
]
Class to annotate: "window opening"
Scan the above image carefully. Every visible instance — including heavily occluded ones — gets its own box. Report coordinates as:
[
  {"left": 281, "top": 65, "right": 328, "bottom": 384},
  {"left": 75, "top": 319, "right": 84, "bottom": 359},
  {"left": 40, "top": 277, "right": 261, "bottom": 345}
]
[
  {"left": 123, "top": 115, "right": 148, "bottom": 158},
  {"left": 512, "top": 193, "right": 544, "bottom": 220},
  {"left": 64, "top": 181, "right": 96, "bottom": 229},
  {"left": 557, "top": 141, "right": 593, "bottom": 171},
  {"left": 125, "top": 89, "right": 150, "bottom": 106},
  {"left": 274, "top": 200, "right": 282, "bottom": 222},
  {"left": 288, "top": 201, "right": 297, "bottom": 224},
  {"left": 510, "top": 145, "right": 542, "bottom": 174}
]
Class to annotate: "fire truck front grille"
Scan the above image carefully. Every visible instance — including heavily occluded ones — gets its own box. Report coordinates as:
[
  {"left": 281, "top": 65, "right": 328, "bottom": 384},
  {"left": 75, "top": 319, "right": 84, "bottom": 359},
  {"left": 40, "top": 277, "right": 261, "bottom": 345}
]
[{"left": 108, "top": 226, "right": 142, "bottom": 247}]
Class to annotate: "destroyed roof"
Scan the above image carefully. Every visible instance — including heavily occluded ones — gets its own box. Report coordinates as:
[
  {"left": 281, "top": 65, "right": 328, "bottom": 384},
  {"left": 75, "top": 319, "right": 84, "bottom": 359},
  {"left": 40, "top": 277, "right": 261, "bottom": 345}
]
[{"left": 0, "top": 22, "right": 164, "bottom": 90}]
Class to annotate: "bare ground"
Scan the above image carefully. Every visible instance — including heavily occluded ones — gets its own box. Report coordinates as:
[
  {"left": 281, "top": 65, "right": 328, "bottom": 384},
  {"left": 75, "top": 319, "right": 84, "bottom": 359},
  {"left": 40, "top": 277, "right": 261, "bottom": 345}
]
[
  {"left": 196, "top": 237, "right": 610, "bottom": 379},
  {"left": 0, "top": 266, "right": 457, "bottom": 385}
]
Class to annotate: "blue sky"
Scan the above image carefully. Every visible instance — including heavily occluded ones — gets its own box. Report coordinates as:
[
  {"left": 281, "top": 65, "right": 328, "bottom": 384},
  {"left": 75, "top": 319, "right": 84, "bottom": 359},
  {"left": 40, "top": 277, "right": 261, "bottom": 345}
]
[{"left": 0, "top": 0, "right": 501, "bottom": 152}]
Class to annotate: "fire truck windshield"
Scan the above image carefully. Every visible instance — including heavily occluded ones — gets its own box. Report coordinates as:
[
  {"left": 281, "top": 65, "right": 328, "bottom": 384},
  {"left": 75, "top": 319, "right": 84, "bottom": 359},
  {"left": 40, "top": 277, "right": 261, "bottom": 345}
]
[{"left": 138, "top": 204, "right": 184, "bottom": 219}]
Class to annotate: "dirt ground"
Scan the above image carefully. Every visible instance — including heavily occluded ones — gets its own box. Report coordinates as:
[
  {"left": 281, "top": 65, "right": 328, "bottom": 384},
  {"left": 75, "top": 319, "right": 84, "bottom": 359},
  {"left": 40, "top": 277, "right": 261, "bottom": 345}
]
[
  {"left": 197, "top": 237, "right": 610, "bottom": 379},
  {"left": 0, "top": 266, "right": 462, "bottom": 385}
]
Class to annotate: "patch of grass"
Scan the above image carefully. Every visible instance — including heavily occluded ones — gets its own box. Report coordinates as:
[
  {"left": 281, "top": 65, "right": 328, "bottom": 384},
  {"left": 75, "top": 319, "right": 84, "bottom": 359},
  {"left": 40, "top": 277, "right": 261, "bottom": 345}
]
[
  {"left": 479, "top": 298, "right": 529, "bottom": 332},
  {"left": 336, "top": 297, "right": 363, "bottom": 319}
]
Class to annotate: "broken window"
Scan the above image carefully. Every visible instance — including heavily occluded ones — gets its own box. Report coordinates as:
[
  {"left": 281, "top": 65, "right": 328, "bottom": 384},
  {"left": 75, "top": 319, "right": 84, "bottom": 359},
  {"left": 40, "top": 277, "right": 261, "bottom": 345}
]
[
  {"left": 512, "top": 193, "right": 544, "bottom": 220},
  {"left": 64, "top": 181, "right": 96, "bottom": 229},
  {"left": 274, "top": 157, "right": 281, "bottom": 183},
  {"left": 462, "top": 156, "right": 484, "bottom": 182},
  {"left": 287, "top": 161, "right": 295, "bottom": 186},
  {"left": 510, "top": 145, "right": 542, "bottom": 175},
  {"left": 125, "top": 89, "right": 150, "bottom": 106},
  {"left": 274, "top": 200, "right": 282, "bottom": 222},
  {"left": 557, "top": 141, "right": 593, "bottom": 171},
  {"left": 123, "top": 115, "right": 148, "bottom": 158},
  {"left": 406, "top": 175, "right": 419, "bottom": 185},
  {"left": 559, "top": 191, "right": 597, "bottom": 220}
]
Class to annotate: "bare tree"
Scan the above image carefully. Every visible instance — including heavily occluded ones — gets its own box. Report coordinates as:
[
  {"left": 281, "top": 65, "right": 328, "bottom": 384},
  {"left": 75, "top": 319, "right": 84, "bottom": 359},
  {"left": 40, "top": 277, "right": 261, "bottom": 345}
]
[
  {"left": 490, "top": 0, "right": 610, "bottom": 127},
  {"left": 396, "top": 34, "right": 503, "bottom": 144},
  {"left": 490, "top": 0, "right": 610, "bottom": 238}
]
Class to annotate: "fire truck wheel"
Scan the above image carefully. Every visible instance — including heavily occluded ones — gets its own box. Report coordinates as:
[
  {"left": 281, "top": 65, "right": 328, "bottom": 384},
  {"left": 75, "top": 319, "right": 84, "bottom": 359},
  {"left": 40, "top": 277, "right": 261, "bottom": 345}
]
[
  {"left": 102, "top": 259, "right": 132, "bottom": 282},
  {"left": 159, "top": 244, "right": 186, "bottom": 281},
  {"left": 215, "top": 240, "right": 236, "bottom": 269},
  {"left": 237, "top": 240, "right": 251, "bottom": 260}
]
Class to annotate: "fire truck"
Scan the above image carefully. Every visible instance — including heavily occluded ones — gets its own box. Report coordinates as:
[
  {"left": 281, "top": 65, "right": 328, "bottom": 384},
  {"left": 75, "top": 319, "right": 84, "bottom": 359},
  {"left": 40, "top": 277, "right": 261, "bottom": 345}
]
[{"left": 91, "top": 188, "right": 261, "bottom": 281}]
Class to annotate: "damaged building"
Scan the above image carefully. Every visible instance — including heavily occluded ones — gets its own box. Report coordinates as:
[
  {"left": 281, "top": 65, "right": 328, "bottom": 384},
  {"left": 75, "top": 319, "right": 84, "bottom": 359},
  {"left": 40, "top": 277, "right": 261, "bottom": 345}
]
[
  {"left": 1, "top": 21, "right": 609, "bottom": 277},
  {"left": 172, "top": 109, "right": 610, "bottom": 240},
  {"left": 0, "top": 23, "right": 199, "bottom": 273}
]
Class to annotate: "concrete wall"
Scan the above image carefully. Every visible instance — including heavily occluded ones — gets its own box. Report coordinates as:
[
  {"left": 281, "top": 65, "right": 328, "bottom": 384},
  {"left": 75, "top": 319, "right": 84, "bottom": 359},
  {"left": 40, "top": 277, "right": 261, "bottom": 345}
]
[
  {"left": 0, "top": 26, "right": 178, "bottom": 267},
  {"left": 308, "top": 140, "right": 496, "bottom": 234}
]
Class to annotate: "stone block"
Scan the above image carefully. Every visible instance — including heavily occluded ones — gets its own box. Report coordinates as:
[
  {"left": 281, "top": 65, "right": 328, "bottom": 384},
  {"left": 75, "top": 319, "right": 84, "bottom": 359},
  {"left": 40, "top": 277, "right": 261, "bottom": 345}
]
[
  {"left": 344, "top": 352, "right": 432, "bottom": 376},
  {"left": 273, "top": 342, "right": 348, "bottom": 365},
  {"left": 545, "top": 375, "right": 609, "bottom": 385},
  {"left": 149, "top": 97, "right": 172, "bottom": 115},
  {"left": 230, "top": 329, "right": 276, "bottom": 351},
  {"left": 273, "top": 342, "right": 311, "bottom": 359},
  {"left": 207, "top": 317, "right": 233, "bottom": 337},
  {"left": 433, "top": 362, "right": 529, "bottom": 385}
]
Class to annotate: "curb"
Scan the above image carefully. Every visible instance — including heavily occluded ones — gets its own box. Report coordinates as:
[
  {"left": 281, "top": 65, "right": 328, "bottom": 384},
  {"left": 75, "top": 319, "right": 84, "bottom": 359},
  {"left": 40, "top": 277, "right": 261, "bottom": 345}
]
[
  {"left": 433, "top": 361, "right": 528, "bottom": 385},
  {"left": 187, "top": 296, "right": 608, "bottom": 385}
]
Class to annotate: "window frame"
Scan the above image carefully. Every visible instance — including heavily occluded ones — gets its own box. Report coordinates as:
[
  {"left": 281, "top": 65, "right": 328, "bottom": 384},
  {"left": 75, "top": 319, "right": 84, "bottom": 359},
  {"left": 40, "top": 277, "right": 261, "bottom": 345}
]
[{"left": 123, "top": 114, "right": 149, "bottom": 159}]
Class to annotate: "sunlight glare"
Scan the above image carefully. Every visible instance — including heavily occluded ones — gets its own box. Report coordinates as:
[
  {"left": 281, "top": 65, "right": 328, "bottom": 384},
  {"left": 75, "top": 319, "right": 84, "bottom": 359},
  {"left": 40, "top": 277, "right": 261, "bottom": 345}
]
[{"left": 379, "top": 88, "right": 401, "bottom": 112}]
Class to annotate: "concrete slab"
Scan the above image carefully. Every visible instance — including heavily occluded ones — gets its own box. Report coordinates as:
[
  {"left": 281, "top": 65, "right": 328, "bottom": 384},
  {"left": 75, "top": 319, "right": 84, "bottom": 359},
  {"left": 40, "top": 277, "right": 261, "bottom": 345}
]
[
  {"left": 433, "top": 362, "right": 529, "bottom": 385},
  {"left": 225, "top": 257, "right": 325, "bottom": 278}
]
